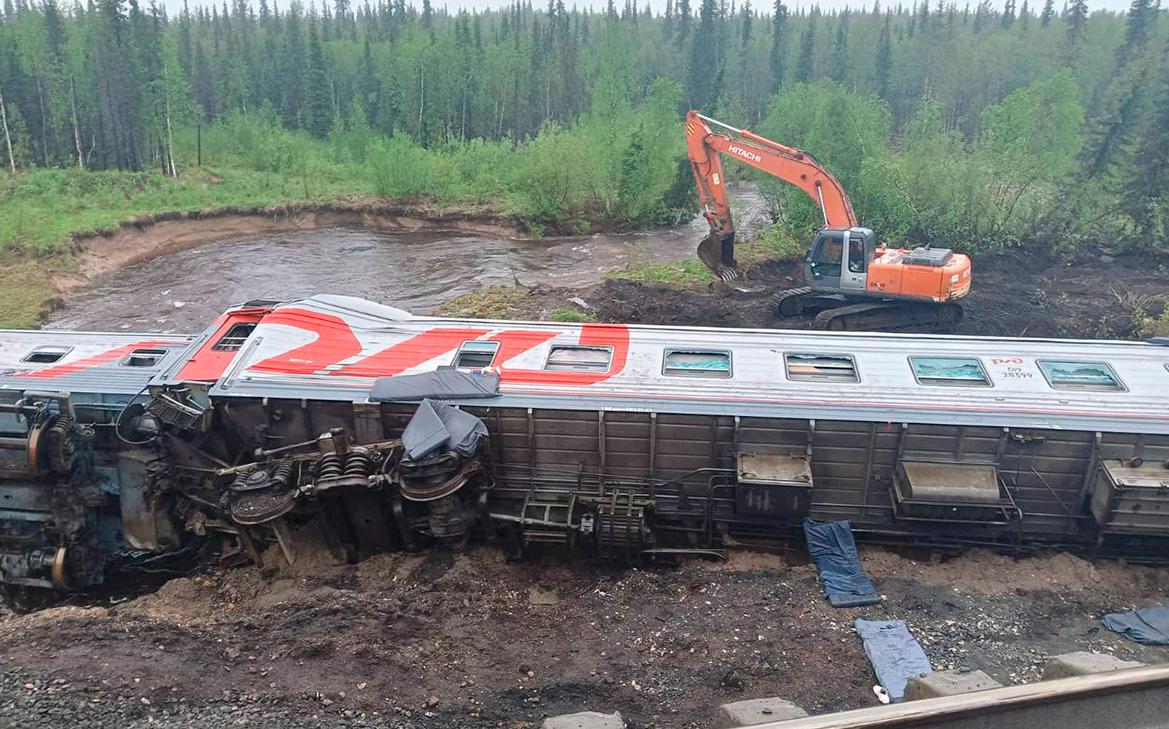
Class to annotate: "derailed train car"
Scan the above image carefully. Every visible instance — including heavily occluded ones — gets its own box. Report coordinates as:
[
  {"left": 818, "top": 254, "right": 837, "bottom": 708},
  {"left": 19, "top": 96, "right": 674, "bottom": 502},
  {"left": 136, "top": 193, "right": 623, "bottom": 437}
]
[{"left": 1, "top": 294, "right": 1168, "bottom": 590}]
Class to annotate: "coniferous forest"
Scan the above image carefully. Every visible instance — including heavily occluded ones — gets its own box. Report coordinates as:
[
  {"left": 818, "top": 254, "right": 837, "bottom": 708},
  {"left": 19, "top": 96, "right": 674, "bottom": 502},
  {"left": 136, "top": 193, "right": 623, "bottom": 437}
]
[{"left": 0, "top": 0, "right": 1167, "bottom": 257}]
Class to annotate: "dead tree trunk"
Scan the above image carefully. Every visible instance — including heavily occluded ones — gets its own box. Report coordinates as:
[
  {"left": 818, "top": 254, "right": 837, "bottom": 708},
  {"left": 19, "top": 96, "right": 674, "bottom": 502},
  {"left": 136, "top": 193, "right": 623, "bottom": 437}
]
[
  {"left": 70, "top": 77, "right": 84, "bottom": 170},
  {"left": 418, "top": 64, "right": 425, "bottom": 132},
  {"left": 163, "top": 63, "right": 177, "bottom": 177},
  {"left": 0, "top": 80, "right": 16, "bottom": 174}
]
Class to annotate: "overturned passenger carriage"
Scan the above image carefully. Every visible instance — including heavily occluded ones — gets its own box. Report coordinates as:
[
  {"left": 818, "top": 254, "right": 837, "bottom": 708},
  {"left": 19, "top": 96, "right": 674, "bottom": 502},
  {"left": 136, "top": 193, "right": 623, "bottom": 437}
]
[{"left": 1, "top": 295, "right": 1168, "bottom": 590}]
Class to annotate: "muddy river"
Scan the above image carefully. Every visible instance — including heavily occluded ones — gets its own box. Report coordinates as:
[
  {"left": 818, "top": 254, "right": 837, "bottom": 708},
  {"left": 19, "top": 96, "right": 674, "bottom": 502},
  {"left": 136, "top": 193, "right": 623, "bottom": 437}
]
[{"left": 45, "top": 188, "right": 772, "bottom": 332}]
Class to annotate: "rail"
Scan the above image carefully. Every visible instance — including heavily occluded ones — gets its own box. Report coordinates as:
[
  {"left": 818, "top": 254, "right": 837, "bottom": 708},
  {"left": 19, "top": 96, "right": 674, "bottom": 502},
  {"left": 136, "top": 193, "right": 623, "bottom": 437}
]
[{"left": 751, "top": 665, "right": 1169, "bottom": 729}]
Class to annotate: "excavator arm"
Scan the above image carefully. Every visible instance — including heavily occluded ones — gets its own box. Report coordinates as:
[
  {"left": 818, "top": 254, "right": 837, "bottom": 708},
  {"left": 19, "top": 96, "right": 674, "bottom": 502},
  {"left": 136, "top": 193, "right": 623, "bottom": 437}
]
[{"left": 685, "top": 110, "right": 859, "bottom": 279}]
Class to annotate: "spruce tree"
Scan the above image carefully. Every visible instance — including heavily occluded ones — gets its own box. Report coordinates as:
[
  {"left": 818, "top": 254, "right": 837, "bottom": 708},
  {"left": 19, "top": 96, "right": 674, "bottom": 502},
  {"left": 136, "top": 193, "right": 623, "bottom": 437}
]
[
  {"left": 875, "top": 10, "right": 892, "bottom": 99},
  {"left": 794, "top": 11, "right": 814, "bottom": 82},
  {"left": 1123, "top": 50, "right": 1169, "bottom": 238},
  {"left": 192, "top": 38, "right": 215, "bottom": 120},
  {"left": 1039, "top": 0, "right": 1054, "bottom": 26},
  {"left": 304, "top": 21, "right": 331, "bottom": 138},
  {"left": 685, "top": 0, "right": 719, "bottom": 109},
  {"left": 1115, "top": 0, "right": 1156, "bottom": 69},
  {"left": 768, "top": 0, "right": 785, "bottom": 92},
  {"left": 831, "top": 10, "right": 849, "bottom": 83},
  {"left": 1001, "top": 0, "right": 1015, "bottom": 28},
  {"left": 279, "top": 7, "right": 305, "bottom": 128},
  {"left": 1063, "top": 0, "right": 1087, "bottom": 65}
]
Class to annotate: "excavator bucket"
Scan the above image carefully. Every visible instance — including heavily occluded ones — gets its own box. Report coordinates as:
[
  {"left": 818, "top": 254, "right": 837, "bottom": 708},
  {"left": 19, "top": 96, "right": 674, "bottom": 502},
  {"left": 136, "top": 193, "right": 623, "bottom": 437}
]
[{"left": 697, "top": 231, "right": 738, "bottom": 281}]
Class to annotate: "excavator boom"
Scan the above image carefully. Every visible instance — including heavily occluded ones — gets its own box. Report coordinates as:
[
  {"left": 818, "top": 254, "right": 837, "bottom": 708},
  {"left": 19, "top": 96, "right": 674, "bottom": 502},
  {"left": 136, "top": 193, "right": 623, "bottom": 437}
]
[{"left": 685, "top": 110, "right": 858, "bottom": 278}]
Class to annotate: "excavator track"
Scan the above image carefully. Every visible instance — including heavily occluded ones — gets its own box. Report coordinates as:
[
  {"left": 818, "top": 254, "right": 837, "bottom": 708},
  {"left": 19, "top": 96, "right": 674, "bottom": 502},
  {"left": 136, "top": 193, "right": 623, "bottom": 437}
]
[
  {"left": 811, "top": 301, "right": 964, "bottom": 332},
  {"left": 772, "top": 287, "right": 814, "bottom": 317}
]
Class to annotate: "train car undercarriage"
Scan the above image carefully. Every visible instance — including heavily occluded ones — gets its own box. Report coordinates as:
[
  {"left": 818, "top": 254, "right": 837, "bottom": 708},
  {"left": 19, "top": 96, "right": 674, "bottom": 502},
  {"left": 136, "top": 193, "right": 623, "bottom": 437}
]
[{"left": 3, "top": 380, "right": 1168, "bottom": 592}]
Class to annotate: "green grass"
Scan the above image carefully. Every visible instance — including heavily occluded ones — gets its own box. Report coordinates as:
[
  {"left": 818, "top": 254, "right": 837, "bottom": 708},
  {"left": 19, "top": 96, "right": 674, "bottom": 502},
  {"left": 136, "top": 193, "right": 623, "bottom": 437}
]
[
  {"left": 0, "top": 166, "right": 371, "bottom": 255},
  {"left": 439, "top": 286, "right": 537, "bottom": 319},
  {"left": 550, "top": 307, "right": 598, "bottom": 322},
  {"left": 0, "top": 258, "right": 58, "bottom": 329},
  {"left": 606, "top": 258, "right": 716, "bottom": 285}
]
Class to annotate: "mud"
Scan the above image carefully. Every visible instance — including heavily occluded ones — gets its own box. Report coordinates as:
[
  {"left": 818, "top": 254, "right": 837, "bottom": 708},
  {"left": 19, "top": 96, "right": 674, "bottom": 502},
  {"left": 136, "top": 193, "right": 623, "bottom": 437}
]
[
  {"left": 584, "top": 248, "right": 1169, "bottom": 340},
  {"left": 3, "top": 547, "right": 1168, "bottom": 728}
]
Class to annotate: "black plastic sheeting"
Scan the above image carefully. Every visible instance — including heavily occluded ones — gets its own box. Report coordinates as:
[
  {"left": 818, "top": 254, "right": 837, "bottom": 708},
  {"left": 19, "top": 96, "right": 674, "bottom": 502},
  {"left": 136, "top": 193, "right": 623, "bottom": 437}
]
[
  {"left": 854, "top": 619, "right": 931, "bottom": 703},
  {"left": 401, "top": 399, "right": 488, "bottom": 459},
  {"left": 803, "top": 518, "right": 880, "bottom": 608},
  {"left": 1102, "top": 605, "right": 1169, "bottom": 645},
  {"left": 369, "top": 368, "right": 500, "bottom": 402}
]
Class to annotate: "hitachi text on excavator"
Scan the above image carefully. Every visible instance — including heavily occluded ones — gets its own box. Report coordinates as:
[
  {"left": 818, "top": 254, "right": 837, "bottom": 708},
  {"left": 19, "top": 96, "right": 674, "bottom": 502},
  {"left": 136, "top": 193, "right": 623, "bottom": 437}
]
[{"left": 685, "top": 110, "right": 972, "bottom": 331}]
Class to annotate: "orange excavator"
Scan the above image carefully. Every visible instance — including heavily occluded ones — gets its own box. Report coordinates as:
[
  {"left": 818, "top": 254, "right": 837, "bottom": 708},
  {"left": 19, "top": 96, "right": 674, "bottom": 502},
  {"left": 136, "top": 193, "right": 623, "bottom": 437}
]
[{"left": 685, "top": 110, "right": 972, "bottom": 331}]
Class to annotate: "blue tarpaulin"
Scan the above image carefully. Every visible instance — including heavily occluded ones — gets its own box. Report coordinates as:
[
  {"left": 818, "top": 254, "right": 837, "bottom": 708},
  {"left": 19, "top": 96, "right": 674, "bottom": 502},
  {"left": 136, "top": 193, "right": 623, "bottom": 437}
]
[
  {"left": 1102, "top": 605, "right": 1169, "bottom": 645},
  {"left": 855, "top": 619, "right": 932, "bottom": 703},
  {"left": 803, "top": 518, "right": 880, "bottom": 608}
]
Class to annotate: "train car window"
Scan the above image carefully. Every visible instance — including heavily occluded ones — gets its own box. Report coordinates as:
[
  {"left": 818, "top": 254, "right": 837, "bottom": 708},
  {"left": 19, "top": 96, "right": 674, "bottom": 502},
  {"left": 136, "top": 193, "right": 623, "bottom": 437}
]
[
  {"left": 545, "top": 345, "right": 612, "bottom": 372},
  {"left": 785, "top": 353, "right": 859, "bottom": 382},
  {"left": 454, "top": 340, "right": 500, "bottom": 369},
  {"left": 1037, "top": 360, "right": 1126, "bottom": 392},
  {"left": 120, "top": 348, "right": 169, "bottom": 368},
  {"left": 909, "top": 356, "right": 991, "bottom": 387},
  {"left": 663, "top": 349, "right": 732, "bottom": 378},
  {"left": 212, "top": 323, "right": 257, "bottom": 352},
  {"left": 21, "top": 346, "right": 72, "bottom": 364}
]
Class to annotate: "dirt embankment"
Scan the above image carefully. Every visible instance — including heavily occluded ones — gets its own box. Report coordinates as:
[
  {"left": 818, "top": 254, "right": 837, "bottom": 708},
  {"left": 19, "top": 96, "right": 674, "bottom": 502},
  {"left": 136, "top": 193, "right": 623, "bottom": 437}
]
[
  {"left": 2, "top": 547, "right": 1168, "bottom": 729},
  {"left": 566, "top": 247, "right": 1169, "bottom": 340},
  {"left": 55, "top": 199, "right": 537, "bottom": 293}
]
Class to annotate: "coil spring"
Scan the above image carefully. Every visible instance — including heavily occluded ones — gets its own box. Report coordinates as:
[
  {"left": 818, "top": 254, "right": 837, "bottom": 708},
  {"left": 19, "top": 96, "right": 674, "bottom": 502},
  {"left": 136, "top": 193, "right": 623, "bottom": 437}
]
[
  {"left": 316, "top": 453, "right": 344, "bottom": 480},
  {"left": 271, "top": 462, "right": 293, "bottom": 488},
  {"left": 345, "top": 452, "right": 374, "bottom": 478}
]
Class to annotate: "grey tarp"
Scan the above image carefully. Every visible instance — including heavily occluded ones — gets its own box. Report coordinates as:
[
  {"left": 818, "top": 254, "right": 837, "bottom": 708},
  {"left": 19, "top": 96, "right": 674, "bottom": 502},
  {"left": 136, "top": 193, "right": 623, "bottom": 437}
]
[
  {"left": 401, "top": 399, "right": 489, "bottom": 459},
  {"left": 854, "top": 619, "right": 931, "bottom": 703},
  {"left": 369, "top": 368, "right": 500, "bottom": 402},
  {"left": 803, "top": 518, "right": 880, "bottom": 608},
  {"left": 1102, "top": 605, "right": 1169, "bottom": 645}
]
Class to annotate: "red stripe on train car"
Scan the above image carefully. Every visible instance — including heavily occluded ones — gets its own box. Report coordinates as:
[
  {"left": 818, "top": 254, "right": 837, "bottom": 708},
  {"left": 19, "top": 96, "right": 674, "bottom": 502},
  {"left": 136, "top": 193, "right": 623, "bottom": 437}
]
[
  {"left": 488, "top": 330, "right": 559, "bottom": 367},
  {"left": 21, "top": 340, "right": 178, "bottom": 379},
  {"left": 497, "top": 323, "right": 630, "bottom": 386},
  {"left": 332, "top": 328, "right": 492, "bottom": 377},
  {"left": 248, "top": 308, "right": 365, "bottom": 375},
  {"left": 174, "top": 307, "right": 272, "bottom": 382}
]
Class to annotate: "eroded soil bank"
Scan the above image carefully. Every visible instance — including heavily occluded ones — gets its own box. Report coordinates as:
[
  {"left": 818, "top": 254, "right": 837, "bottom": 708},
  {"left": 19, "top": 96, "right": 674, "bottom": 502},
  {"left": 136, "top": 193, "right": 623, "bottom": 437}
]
[
  {"left": 56, "top": 199, "right": 531, "bottom": 289},
  {"left": 2, "top": 547, "right": 1168, "bottom": 729}
]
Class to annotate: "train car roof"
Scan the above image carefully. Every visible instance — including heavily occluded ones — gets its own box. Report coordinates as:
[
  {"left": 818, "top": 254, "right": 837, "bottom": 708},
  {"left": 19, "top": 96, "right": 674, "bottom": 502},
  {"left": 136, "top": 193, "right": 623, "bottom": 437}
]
[
  {"left": 0, "top": 330, "right": 194, "bottom": 397},
  {"left": 195, "top": 295, "right": 1169, "bottom": 435},
  {"left": 0, "top": 295, "right": 1164, "bottom": 434}
]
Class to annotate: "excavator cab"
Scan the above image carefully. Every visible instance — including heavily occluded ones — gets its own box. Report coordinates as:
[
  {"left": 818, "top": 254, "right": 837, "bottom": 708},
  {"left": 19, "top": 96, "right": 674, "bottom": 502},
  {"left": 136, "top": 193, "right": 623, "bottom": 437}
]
[{"left": 806, "top": 227, "right": 878, "bottom": 292}]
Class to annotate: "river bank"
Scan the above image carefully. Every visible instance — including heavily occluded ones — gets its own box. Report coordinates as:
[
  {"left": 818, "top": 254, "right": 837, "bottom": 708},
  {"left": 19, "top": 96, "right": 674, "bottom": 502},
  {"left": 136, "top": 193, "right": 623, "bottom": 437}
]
[
  {"left": 2, "top": 194, "right": 554, "bottom": 330},
  {"left": 8, "top": 166, "right": 1168, "bottom": 341}
]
